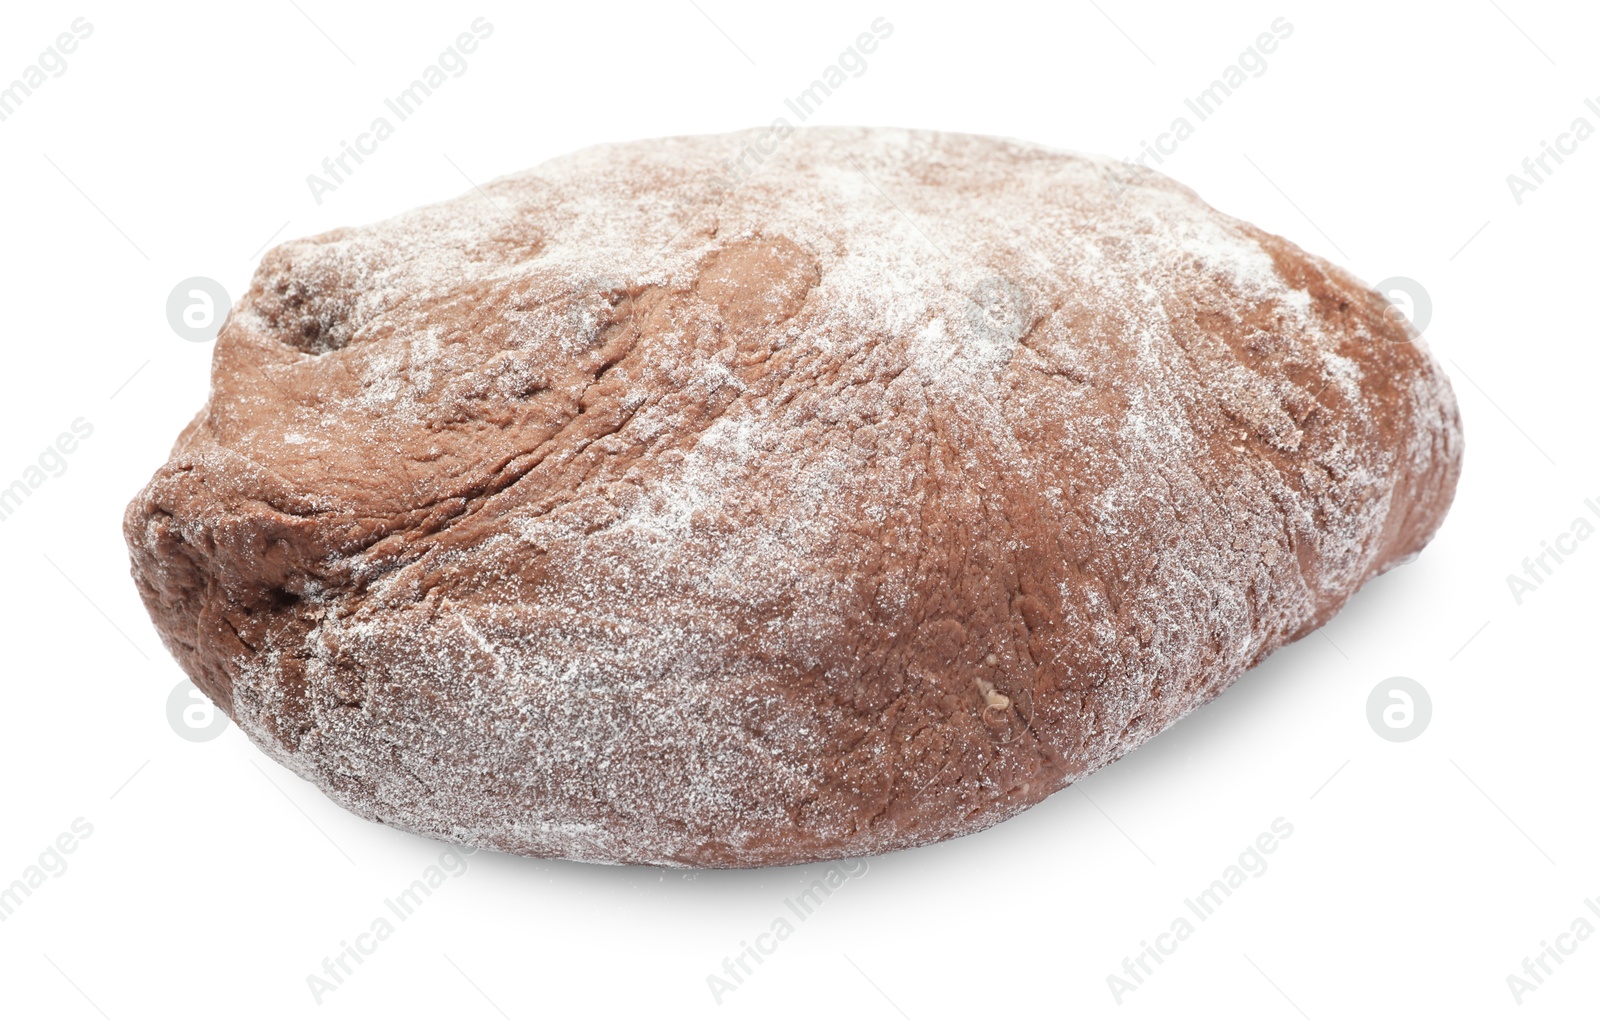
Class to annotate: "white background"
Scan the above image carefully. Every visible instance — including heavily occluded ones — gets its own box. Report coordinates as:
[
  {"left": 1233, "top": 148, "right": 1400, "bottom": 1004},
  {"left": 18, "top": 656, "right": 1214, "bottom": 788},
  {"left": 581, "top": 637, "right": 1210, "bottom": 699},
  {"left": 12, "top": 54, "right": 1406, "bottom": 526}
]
[{"left": 0, "top": 1, "right": 1595, "bottom": 1016}]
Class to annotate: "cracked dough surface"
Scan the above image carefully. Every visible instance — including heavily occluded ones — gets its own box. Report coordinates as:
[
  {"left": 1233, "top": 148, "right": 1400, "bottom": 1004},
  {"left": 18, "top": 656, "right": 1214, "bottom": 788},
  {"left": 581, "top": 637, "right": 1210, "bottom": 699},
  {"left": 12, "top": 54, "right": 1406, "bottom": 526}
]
[{"left": 124, "top": 127, "right": 1462, "bottom": 867}]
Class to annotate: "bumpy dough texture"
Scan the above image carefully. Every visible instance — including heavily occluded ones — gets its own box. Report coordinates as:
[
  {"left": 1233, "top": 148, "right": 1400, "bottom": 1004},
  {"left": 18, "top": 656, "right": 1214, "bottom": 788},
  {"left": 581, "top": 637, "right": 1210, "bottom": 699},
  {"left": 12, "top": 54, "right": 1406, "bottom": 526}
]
[{"left": 125, "top": 128, "right": 1462, "bottom": 867}]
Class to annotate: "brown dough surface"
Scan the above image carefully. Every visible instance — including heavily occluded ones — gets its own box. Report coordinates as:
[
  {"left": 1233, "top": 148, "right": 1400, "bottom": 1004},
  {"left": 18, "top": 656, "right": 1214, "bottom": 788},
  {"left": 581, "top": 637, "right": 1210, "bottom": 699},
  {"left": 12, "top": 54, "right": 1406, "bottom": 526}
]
[{"left": 124, "top": 128, "right": 1462, "bottom": 867}]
